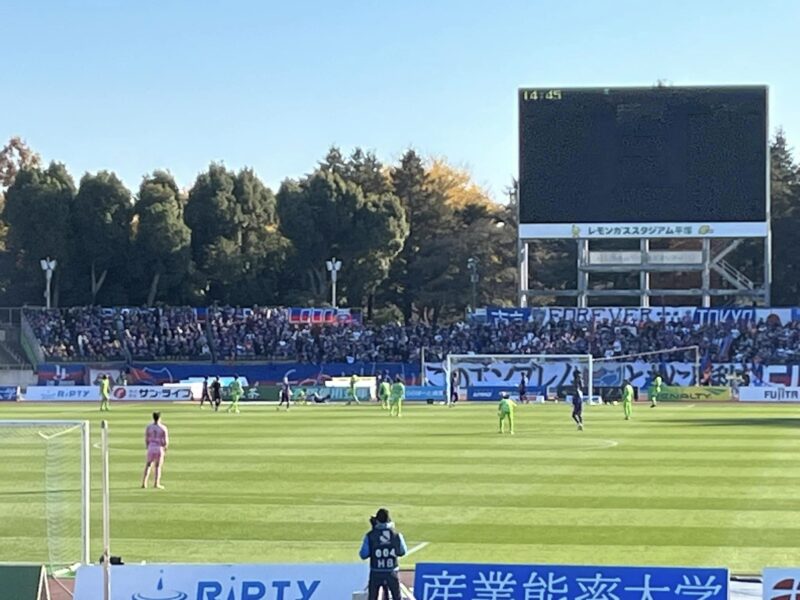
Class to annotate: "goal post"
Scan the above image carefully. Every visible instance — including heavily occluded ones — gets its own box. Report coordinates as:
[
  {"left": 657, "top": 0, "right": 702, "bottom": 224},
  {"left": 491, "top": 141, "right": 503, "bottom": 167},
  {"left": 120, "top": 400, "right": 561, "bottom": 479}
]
[
  {"left": 0, "top": 420, "right": 91, "bottom": 573},
  {"left": 444, "top": 354, "right": 594, "bottom": 403},
  {"left": 593, "top": 345, "right": 701, "bottom": 388}
]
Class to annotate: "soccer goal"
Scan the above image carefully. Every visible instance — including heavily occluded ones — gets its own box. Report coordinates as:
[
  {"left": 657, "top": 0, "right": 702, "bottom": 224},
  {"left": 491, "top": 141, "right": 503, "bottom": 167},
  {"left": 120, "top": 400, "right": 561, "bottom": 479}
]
[
  {"left": 0, "top": 420, "right": 91, "bottom": 573},
  {"left": 444, "top": 354, "right": 594, "bottom": 403},
  {"left": 592, "top": 345, "right": 701, "bottom": 390}
]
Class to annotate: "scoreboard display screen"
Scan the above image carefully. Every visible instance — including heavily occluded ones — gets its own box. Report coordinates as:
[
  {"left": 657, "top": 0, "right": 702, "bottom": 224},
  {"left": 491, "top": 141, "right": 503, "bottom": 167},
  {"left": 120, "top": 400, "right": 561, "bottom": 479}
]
[{"left": 518, "top": 86, "right": 767, "bottom": 237}]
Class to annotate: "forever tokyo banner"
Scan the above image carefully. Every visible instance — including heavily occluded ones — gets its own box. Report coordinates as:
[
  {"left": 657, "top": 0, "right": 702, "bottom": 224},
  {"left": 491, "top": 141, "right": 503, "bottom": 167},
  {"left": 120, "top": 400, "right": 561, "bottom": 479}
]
[
  {"left": 414, "top": 562, "right": 728, "bottom": 600},
  {"left": 483, "top": 306, "right": 796, "bottom": 326}
]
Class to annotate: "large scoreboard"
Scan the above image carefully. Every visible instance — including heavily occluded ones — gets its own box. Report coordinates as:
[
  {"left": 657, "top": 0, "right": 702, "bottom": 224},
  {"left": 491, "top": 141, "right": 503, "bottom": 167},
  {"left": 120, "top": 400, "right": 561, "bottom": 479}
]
[{"left": 518, "top": 86, "right": 768, "bottom": 239}]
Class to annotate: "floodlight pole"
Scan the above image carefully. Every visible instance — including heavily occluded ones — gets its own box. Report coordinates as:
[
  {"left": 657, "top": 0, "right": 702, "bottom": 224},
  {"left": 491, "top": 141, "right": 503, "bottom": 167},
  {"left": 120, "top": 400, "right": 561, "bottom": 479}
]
[
  {"left": 467, "top": 257, "right": 479, "bottom": 311},
  {"left": 40, "top": 257, "right": 57, "bottom": 309},
  {"left": 325, "top": 257, "right": 342, "bottom": 308}
]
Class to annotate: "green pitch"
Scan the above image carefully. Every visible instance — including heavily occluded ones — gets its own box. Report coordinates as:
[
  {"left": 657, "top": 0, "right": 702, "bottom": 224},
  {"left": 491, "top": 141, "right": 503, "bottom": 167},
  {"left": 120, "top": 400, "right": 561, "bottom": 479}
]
[{"left": 1, "top": 401, "right": 798, "bottom": 573}]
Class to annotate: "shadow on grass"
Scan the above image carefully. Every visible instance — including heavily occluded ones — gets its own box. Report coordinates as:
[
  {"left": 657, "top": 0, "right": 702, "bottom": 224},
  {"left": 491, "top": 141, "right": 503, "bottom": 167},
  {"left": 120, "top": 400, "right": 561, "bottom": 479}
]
[{"left": 661, "top": 418, "right": 800, "bottom": 428}]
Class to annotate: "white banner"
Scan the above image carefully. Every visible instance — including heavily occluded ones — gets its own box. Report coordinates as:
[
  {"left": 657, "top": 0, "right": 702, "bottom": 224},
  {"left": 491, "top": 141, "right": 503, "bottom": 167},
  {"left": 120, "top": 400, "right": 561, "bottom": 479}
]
[
  {"left": 739, "top": 387, "right": 800, "bottom": 402},
  {"left": 426, "top": 360, "right": 800, "bottom": 390},
  {"left": 74, "top": 563, "right": 369, "bottom": 600},
  {"left": 530, "top": 306, "right": 794, "bottom": 325},
  {"left": 762, "top": 568, "right": 800, "bottom": 600},
  {"left": 23, "top": 385, "right": 193, "bottom": 402},
  {"left": 536, "top": 306, "right": 695, "bottom": 324},
  {"left": 426, "top": 359, "right": 698, "bottom": 390},
  {"left": 519, "top": 221, "right": 768, "bottom": 239}
]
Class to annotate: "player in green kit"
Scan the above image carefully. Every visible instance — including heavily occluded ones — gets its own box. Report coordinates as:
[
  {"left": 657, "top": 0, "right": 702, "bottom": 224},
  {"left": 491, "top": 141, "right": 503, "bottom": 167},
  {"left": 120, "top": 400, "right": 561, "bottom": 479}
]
[
  {"left": 622, "top": 379, "right": 634, "bottom": 420},
  {"left": 227, "top": 375, "right": 243, "bottom": 414},
  {"left": 389, "top": 375, "right": 404, "bottom": 417},
  {"left": 650, "top": 371, "right": 662, "bottom": 407},
  {"left": 99, "top": 374, "right": 111, "bottom": 412},
  {"left": 347, "top": 374, "right": 361, "bottom": 405},
  {"left": 498, "top": 392, "right": 515, "bottom": 434},
  {"left": 378, "top": 374, "right": 391, "bottom": 410}
]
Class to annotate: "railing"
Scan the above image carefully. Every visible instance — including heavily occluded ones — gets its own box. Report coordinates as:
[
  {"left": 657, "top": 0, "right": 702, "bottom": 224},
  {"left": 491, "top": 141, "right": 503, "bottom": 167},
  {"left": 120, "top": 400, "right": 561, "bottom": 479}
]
[
  {"left": 19, "top": 311, "right": 45, "bottom": 366},
  {"left": 714, "top": 259, "right": 756, "bottom": 290}
]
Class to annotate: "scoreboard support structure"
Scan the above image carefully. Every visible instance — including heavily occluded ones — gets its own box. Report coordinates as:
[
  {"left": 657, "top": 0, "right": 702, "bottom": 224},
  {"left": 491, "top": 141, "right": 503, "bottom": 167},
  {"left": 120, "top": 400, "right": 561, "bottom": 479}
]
[{"left": 517, "top": 235, "right": 771, "bottom": 308}]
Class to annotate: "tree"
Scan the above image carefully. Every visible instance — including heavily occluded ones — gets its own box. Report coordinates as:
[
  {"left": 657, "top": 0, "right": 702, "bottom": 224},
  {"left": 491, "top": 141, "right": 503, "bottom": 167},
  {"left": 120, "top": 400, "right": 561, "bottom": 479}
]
[
  {"left": 385, "top": 151, "right": 458, "bottom": 322},
  {"left": 132, "top": 171, "right": 193, "bottom": 305},
  {"left": 184, "top": 164, "right": 289, "bottom": 304},
  {"left": 0, "top": 137, "right": 41, "bottom": 190},
  {"left": 1, "top": 163, "right": 75, "bottom": 304},
  {"left": 0, "top": 137, "right": 41, "bottom": 286},
  {"left": 72, "top": 171, "right": 133, "bottom": 304},
  {"left": 427, "top": 159, "right": 493, "bottom": 209},
  {"left": 384, "top": 155, "right": 517, "bottom": 323},
  {"left": 769, "top": 130, "right": 800, "bottom": 305},
  {"left": 425, "top": 161, "right": 516, "bottom": 315},
  {"left": 277, "top": 167, "right": 407, "bottom": 308},
  {"left": 318, "top": 146, "right": 393, "bottom": 196}
]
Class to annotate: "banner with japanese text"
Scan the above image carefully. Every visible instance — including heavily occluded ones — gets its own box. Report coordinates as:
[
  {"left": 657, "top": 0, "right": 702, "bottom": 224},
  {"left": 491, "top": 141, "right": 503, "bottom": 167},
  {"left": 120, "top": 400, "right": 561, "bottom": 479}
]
[{"left": 414, "top": 562, "right": 728, "bottom": 600}]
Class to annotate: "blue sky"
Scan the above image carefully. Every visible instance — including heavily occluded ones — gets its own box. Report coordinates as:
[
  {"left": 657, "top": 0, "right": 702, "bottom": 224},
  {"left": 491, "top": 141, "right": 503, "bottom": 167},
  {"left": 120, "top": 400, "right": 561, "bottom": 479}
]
[{"left": 3, "top": 0, "right": 798, "bottom": 200}]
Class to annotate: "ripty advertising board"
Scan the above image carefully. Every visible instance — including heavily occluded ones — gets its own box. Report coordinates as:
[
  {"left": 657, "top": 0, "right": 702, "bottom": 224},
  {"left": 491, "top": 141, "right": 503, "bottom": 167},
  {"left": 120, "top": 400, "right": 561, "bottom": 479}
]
[{"left": 74, "top": 563, "right": 369, "bottom": 600}]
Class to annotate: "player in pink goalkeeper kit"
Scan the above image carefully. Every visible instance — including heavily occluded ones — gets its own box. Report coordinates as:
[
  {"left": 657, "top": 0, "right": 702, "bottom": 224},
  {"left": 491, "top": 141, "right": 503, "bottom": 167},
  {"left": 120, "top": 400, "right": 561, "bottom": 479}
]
[{"left": 141, "top": 411, "right": 169, "bottom": 489}]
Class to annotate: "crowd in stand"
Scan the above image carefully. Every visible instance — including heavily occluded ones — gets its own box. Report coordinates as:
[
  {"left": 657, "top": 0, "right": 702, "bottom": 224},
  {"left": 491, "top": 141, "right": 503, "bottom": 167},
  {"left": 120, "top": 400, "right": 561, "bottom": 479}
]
[
  {"left": 25, "top": 307, "right": 210, "bottom": 361},
  {"left": 23, "top": 306, "right": 800, "bottom": 364}
]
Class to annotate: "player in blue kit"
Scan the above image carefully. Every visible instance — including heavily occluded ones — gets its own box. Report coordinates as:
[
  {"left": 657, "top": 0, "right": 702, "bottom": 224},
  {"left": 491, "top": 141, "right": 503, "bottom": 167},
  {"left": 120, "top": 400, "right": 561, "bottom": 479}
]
[
  {"left": 572, "top": 368, "right": 584, "bottom": 430},
  {"left": 518, "top": 372, "right": 529, "bottom": 403}
]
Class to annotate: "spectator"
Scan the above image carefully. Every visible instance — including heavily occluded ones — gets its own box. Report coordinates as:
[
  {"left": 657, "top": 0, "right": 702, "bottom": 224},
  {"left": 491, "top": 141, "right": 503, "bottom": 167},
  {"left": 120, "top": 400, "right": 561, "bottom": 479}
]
[{"left": 25, "top": 306, "right": 800, "bottom": 365}]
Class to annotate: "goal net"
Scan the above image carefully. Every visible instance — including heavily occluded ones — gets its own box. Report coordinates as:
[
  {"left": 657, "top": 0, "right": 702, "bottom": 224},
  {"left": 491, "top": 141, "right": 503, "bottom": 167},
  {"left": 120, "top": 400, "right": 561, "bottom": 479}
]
[
  {"left": 0, "top": 420, "right": 90, "bottom": 573},
  {"left": 444, "top": 354, "right": 594, "bottom": 402},
  {"left": 592, "top": 345, "right": 700, "bottom": 401}
]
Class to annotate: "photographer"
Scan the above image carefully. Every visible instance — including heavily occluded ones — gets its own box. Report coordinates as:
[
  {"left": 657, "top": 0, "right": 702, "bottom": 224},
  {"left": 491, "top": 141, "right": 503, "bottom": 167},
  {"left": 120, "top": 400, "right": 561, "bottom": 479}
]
[{"left": 358, "top": 508, "right": 408, "bottom": 600}]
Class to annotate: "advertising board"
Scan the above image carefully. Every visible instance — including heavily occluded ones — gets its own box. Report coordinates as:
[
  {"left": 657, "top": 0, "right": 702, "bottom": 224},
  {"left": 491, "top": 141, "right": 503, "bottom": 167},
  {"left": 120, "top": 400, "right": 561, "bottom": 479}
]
[
  {"left": 658, "top": 386, "right": 732, "bottom": 402},
  {"left": 739, "top": 387, "right": 800, "bottom": 402},
  {"left": 415, "top": 562, "right": 728, "bottom": 600},
  {"left": 74, "top": 563, "right": 369, "bottom": 600},
  {"left": 763, "top": 569, "right": 800, "bottom": 600},
  {"left": 23, "top": 385, "right": 193, "bottom": 402}
]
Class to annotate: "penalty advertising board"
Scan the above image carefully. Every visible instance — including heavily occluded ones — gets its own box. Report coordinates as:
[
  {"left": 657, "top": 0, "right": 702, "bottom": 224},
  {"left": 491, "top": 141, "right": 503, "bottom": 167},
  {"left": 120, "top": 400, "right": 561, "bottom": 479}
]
[
  {"left": 657, "top": 386, "right": 732, "bottom": 401},
  {"left": 74, "top": 563, "right": 368, "bottom": 600}
]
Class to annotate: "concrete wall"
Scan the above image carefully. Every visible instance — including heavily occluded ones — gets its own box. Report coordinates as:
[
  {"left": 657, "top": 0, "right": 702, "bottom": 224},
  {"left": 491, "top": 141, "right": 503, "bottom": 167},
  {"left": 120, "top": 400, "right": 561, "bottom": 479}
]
[{"left": 0, "top": 369, "right": 37, "bottom": 386}]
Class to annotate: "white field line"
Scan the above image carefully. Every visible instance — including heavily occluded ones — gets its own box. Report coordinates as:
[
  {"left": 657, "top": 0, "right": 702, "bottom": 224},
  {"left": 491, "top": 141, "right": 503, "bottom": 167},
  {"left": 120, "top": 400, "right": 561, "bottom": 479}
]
[
  {"left": 37, "top": 424, "right": 82, "bottom": 440},
  {"left": 405, "top": 542, "right": 429, "bottom": 557}
]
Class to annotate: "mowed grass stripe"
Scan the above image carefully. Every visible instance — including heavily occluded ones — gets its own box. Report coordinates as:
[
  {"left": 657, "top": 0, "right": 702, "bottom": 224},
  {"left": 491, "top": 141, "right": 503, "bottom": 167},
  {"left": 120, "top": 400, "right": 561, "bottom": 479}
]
[
  {"left": 2, "top": 401, "right": 799, "bottom": 572},
  {"left": 4, "top": 502, "right": 796, "bottom": 531}
]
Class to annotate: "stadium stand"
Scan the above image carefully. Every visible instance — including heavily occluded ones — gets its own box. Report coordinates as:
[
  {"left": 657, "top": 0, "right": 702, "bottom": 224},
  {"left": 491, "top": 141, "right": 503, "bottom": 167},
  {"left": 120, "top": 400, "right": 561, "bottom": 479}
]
[{"left": 22, "top": 307, "right": 800, "bottom": 364}]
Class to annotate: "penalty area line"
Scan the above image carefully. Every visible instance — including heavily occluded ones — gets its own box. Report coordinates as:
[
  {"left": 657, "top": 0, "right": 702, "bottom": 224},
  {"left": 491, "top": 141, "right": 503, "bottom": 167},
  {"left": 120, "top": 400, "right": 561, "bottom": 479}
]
[
  {"left": 406, "top": 542, "right": 430, "bottom": 557},
  {"left": 37, "top": 425, "right": 82, "bottom": 440}
]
